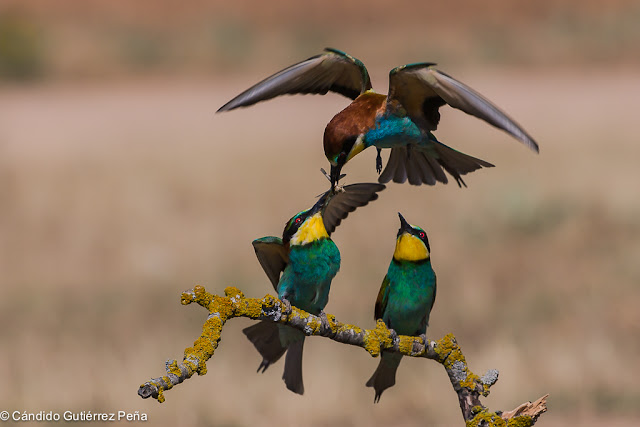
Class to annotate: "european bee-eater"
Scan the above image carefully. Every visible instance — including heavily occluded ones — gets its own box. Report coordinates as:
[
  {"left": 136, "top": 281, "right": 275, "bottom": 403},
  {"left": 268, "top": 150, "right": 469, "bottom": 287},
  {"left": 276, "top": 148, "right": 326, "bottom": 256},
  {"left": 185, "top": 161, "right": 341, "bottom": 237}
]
[
  {"left": 218, "top": 48, "right": 538, "bottom": 188},
  {"left": 366, "top": 213, "right": 437, "bottom": 402},
  {"left": 243, "top": 182, "right": 386, "bottom": 394}
]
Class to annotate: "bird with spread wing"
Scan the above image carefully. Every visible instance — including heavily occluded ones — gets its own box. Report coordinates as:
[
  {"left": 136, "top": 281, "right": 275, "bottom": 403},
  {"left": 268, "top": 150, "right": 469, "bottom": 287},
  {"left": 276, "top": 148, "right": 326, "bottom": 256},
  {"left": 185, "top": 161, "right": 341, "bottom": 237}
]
[
  {"left": 218, "top": 48, "right": 538, "bottom": 188},
  {"left": 243, "top": 181, "right": 385, "bottom": 394}
]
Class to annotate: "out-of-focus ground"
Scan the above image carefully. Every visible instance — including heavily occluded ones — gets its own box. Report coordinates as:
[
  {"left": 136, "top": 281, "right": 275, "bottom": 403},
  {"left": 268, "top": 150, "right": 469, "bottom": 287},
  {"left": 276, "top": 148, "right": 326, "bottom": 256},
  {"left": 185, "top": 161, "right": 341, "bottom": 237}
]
[{"left": 1, "top": 1, "right": 639, "bottom": 426}]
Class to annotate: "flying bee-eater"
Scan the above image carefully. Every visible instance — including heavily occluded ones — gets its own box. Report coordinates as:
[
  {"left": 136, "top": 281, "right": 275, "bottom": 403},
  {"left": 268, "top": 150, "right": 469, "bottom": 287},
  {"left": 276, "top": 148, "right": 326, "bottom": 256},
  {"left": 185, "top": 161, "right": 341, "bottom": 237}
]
[
  {"left": 217, "top": 48, "right": 538, "bottom": 188},
  {"left": 243, "top": 182, "right": 386, "bottom": 394},
  {"left": 366, "top": 213, "right": 437, "bottom": 402}
]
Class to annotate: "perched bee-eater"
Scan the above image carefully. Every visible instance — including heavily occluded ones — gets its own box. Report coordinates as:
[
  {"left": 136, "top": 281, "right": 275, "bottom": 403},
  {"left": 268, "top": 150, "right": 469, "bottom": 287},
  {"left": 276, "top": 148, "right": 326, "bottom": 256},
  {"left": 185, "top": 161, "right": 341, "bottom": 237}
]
[
  {"left": 243, "top": 182, "right": 386, "bottom": 394},
  {"left": 367, "top": 213, "right": 437, "bottom": 402},
  {"left": 218, "top": 48, "right": 538, "bottom": 188}
]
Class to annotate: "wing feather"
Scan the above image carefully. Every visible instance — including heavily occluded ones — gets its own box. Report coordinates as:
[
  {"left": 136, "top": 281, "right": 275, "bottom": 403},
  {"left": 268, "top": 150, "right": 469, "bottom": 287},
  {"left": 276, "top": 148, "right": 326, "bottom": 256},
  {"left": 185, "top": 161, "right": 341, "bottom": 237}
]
[
  {"left": 218, "top": 48, "right": 371, "bottom": 112},
  {"left": 252, "top": 237, "right": 289, "bottom": 290},
  {"left": 320, "top": 183, "right": 385, "bottom": 235},
  {"left": 388, "top": 64, "right": 539, "bottom": 152},
  {"left": 374, "top": 275, "right": 391, "bottom": 321}
]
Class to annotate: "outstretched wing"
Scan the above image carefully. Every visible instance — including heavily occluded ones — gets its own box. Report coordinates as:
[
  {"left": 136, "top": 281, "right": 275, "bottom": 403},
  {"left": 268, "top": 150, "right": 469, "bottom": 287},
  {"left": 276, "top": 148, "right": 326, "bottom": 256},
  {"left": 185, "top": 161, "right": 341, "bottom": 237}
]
[
  {"left": 318, "top": 183, "right": 386, "bottom": 235},
  {"left": 388, "top": 63, "right": 539, "bottom": 153},
  {"left": 374, "top": 275, "right": 391, "bottom": 321},
  {"left": 252, "top": 237, "right": 289, "bottom": 290},
  {"left": 217, "top": 48, "right": 372, "bottom": 112}
]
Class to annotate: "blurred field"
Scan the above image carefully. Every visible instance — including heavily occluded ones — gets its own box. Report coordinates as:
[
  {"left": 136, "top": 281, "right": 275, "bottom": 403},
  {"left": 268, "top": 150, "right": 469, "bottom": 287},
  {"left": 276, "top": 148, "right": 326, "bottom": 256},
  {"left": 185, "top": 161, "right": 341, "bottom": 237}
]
[
  {"left": 1, "top": 1, "right": 640, "bottom": 426},
  {"left": 1, "top": 0, "right": 640, "bottom": 81},
  {"left": 1, "top": 68, "right": 640, "bottom": 426}
]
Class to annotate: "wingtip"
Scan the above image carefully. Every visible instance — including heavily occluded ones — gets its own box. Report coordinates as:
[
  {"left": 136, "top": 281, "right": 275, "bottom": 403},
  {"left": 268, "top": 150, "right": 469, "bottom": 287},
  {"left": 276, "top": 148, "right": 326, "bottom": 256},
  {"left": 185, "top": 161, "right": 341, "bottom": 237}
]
[
  {"left": 530, "top": 140, "right": 540, "bottom": 154},
  {"left": 520, "top": 136, "right": 540, "bottom": 154},
  {"left": 216, "top": 102, "right": 234, "bottom": 113}
]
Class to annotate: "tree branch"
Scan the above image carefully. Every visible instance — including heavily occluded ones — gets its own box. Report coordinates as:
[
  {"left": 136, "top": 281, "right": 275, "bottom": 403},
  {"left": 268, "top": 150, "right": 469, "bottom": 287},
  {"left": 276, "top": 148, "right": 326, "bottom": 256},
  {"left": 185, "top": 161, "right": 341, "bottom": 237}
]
[{"left": 138, "top": 286, "right": 547, "bottom": 425}]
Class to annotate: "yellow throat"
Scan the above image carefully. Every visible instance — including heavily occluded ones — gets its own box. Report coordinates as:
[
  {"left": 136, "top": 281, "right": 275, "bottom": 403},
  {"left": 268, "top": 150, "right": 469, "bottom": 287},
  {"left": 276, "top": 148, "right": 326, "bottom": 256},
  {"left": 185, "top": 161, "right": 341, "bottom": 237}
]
[
  {"left": 393, "top": 233, "right": 429, "bottom": 261},
  {"left": 346, "top": 134, "right": 366, "bottom": 162},
  {"left": 290, "top": 212, "right": 329, "bottom": 246}
]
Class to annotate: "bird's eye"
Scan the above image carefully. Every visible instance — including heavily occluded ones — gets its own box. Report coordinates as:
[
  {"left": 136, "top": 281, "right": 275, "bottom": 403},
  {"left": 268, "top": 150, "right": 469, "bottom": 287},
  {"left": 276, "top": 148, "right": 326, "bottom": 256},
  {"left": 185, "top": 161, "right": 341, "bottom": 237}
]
[
  {"left": 295, "top": 217, "right": 302, "bottom": 224},
  {"left": 419, "top": 231, "right": 425, "bottom": 239}
]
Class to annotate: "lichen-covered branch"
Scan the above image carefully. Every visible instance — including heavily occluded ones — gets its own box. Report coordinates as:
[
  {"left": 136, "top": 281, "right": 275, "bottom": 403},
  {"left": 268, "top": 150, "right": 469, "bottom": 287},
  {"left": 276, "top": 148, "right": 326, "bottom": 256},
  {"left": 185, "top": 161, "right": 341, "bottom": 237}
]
[{"left": 138, "top": 286, "right": 548, "bottom": 425}]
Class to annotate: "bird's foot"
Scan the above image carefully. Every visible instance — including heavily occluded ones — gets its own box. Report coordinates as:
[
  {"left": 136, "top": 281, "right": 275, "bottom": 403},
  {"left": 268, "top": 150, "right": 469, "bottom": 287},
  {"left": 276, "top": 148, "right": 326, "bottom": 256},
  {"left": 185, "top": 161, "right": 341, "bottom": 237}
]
[
  {"left": 257, "top": 359, "right": 270, "bottom": 374},
  {"left": 375, "top": 149, "right": 382, "bottom": 174},
  {"left": 419, "top": 333, "right": 428, "bottom": 346},
  {"left": 318, "top": 311, "right": 331, "bottom": 330},
  {"left": 280, "top": 297, "right": 292, "bottom": 316},
  {"left": 389, "top": 328, "right": 400, "bottom": 347}
]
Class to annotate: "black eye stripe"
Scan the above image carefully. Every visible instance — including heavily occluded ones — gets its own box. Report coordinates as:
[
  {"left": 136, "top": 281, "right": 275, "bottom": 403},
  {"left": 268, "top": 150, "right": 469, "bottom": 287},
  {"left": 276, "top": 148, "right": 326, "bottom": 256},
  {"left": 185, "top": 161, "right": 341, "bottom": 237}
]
[
  {"left": 283, "top": 210, "right": 312, "bottom": 244},
  {"left": 410, "top": 228, "right": 430, "bottom": 252}
]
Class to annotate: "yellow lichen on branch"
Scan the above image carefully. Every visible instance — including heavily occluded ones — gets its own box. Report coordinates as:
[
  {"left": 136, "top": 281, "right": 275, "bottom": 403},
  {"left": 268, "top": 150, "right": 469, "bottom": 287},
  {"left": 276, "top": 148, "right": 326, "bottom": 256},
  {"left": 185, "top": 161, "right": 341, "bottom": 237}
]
[
  {"left": 363, "top": 319, "right": 393, "bottom": 357},
  {"left": 138, "top": 286, "right": 548, "bottom": 426}
]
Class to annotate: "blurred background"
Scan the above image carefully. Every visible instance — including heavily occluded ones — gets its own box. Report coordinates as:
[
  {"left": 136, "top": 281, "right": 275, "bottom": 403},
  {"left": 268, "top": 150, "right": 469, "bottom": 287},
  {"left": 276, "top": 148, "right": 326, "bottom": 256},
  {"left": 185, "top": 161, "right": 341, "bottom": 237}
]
[{"left": 1, "top": 0, "right": 639, "bottom": 426}]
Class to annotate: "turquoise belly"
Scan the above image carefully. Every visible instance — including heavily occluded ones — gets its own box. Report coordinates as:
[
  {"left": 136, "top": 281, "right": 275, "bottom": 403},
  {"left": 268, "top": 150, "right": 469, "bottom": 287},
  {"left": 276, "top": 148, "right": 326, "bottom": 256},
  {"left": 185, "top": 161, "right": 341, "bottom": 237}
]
[{"left": 278, "top": 238, "right": 340, "bottom": 315}]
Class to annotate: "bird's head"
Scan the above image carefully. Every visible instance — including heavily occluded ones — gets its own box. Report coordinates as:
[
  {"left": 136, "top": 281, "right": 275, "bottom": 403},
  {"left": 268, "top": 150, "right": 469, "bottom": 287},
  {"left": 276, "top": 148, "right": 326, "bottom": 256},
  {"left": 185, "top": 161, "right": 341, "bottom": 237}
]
[
  {"left": 393, "top": 212, "right": 430, "bottom": 262},
  {"left": 282, "top": 197, "right": 328, "bottom": 247},
  {"left": 326, "top": 134, "right": 366, "bottom": 187},
  {"left": 324, "top": 92, "right": 387, "bottom": 186}
]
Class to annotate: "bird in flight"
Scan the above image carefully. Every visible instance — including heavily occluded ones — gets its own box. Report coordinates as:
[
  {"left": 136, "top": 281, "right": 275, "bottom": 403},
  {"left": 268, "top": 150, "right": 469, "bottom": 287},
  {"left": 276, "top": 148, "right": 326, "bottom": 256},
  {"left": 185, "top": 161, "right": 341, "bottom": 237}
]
[{"left": 218, "top": 48, "right": 538, "bottom": 188}]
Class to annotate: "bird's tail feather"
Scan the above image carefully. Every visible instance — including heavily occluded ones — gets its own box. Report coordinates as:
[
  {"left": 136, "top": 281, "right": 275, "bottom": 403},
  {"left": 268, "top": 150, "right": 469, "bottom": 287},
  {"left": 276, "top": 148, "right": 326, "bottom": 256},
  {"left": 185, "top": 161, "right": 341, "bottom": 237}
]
[
  {"left": 379, "top": 146, "right": 447, "bottom": 186},
  {"left": 432, "top": 142, "right": 494, "bottom": 187},
  {"left": 242, "top": 321, "right": 288, "bottom": 373},
  {"left": 283, "top": 338, "right": 305, "bottom": 395},
  {"left": 366, "top": 352, "right": 403, "bottom": 403},
  {"left": 379, "top": 146, "right": 409, "bottom": 184},
  {"left": 378, "top": 142, "right": 493, "bottom": 187}
]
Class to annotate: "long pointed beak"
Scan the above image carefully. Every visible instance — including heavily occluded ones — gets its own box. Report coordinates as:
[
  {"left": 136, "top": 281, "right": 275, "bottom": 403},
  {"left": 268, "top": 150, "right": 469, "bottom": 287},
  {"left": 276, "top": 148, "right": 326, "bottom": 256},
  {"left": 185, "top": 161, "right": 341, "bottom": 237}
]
[
  {"left": 330, "top": 163, "right": 342, "bottom": 189},
  {"left": 310, "top": 193, "right": 326, "bottom": 214},
  {"left": 398, "top": 212, "right": 412, "bottom": 234}
]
